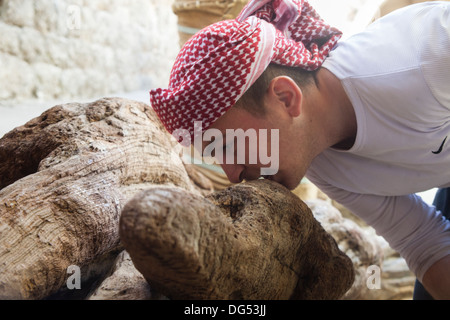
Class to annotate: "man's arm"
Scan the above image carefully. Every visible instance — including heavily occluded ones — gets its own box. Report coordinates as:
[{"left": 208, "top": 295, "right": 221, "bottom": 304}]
[
  {"left": 306, "top": 170, "right": 450, "bottom": 296},
  {"left": 423, "top": 255, "right": 450, "bottom": 299}
]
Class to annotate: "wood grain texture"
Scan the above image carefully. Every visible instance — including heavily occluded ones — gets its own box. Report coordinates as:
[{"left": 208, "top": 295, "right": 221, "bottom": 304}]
[
  {"left": 120, "top": 180, "right": 355, "bottom": 300},
  {"left": 0, "top": 97, "right": 354, "bottom": 300},
  {"left": 0, "top": 98, "right": 195, "bottom": 299}
]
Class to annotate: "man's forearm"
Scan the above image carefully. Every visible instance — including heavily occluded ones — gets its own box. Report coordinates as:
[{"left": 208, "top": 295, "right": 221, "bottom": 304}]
[{"left": 422, "top": 254, "right": 450, "bottom": 299}]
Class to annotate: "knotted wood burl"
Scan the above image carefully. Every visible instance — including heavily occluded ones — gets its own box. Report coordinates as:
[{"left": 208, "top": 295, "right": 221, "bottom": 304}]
[{"left": 120, "top": 180, "right": 355, "bottom": 299}]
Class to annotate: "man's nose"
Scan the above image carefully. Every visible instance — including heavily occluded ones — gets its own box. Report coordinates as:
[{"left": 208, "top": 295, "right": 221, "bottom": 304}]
[{"left": 220, "top": 163, "right": 245, "bottom": 184}]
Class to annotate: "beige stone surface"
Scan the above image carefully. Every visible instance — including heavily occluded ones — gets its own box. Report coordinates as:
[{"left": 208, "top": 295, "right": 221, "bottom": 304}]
[{"left": 0, "top": 0, "right": 179, "bottom": 102}]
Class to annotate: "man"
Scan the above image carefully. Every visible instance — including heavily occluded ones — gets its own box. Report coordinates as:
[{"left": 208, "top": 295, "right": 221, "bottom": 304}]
[{"left": 150, "top": 0, "right": 450, "bottom": 299}]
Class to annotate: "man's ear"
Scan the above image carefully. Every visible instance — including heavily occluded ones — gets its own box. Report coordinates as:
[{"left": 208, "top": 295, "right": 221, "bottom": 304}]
[{"left": 267, "top": 76, "right": 302, "bottom": 117}]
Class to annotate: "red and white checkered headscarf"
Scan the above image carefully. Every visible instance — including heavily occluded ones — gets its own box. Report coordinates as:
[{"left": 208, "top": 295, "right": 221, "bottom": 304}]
[{"left": 150, "top": 0, "right": 342, "bottom": 145}]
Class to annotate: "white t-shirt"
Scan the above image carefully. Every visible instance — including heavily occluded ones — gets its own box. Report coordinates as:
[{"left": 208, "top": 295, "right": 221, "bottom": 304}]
[{"left": 307, "top": 1, "right": 450, "bottom": 281}]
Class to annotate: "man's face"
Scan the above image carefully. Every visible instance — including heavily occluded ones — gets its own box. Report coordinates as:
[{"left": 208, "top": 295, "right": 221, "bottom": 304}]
[{"left": 199, "top": 106, "right": 306, "bottom": 190}]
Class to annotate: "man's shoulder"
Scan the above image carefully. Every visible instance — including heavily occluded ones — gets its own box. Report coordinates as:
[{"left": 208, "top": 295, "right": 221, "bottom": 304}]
[{"left": 323, "top": 1, "right": 450, "bottom": 81}]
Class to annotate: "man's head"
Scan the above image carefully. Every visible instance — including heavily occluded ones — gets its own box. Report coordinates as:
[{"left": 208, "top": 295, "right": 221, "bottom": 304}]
[
  {"left": 204, "top": 63, "right": 321, "bottom": 190},
  {"left": 235, "top": 63, "right": 317, "bottom": 115},
  {"left": 150, "top": 0, "right": 342, "bottom": 189}
]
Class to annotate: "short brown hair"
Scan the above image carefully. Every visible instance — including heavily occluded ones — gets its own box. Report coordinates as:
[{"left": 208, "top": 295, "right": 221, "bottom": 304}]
[{"left": 235, "top": 63, "right": 317, "bottom": 115}]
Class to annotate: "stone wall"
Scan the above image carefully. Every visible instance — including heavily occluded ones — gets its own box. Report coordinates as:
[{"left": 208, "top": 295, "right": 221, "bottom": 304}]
[{"left": 0, "top": 0, "right": 179, "bottom": 102}]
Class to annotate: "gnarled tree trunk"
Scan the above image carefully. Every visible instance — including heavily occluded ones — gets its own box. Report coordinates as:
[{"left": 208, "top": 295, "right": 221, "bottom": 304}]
[
  {"left": 0, "top": 98, "right": 195, "bottom": 299},
  {"left": 0, "top": 97, "right": 354, "bottom": 300},
  {"left": 120, "top": 180, "right": 355, "bottom": 300}
]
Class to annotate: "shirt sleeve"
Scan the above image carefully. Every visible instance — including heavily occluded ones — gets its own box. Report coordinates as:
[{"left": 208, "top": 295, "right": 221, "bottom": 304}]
[{"left": 306, "top": 169, "right": 450, "bottom": 282}]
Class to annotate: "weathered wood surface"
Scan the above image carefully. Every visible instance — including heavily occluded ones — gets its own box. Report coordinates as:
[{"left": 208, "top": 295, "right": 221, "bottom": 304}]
[
  {"left": 0, "top": 97, "right": 354, "bottom": 300},
  {"left": 0, "top": 98, "right": 195, "bottom": 299},
  {"left": 120, "top": 180, "right": 355, "bottom": 300}
]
